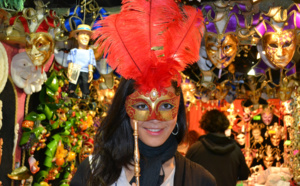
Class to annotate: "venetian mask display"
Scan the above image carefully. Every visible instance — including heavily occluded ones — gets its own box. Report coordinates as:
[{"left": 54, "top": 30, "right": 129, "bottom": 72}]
[
  {"left": 11, "top": 52, "right": 47, "bottom": 94},
  {"left": 262, "top": 29, "right": 296, "bottom": 69},
  {"left": 205, "top": 33, "right": 239, "bottom": 69},
  {"left": 25, "top": 32, "right": 54, "bottom": 67}
]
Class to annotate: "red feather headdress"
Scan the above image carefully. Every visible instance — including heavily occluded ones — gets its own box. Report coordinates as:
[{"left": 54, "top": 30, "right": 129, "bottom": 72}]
[{"left": 92, "top": 0, "right": 204, "bottom": 93}]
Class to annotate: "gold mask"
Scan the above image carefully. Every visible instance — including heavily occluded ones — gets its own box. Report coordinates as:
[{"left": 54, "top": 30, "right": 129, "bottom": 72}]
[
  {"left": 125, "top": 89, "right": 180, "bottom": 121},
  {"left": 262, "top": 30, "right": 296, "bottom": 68},
  {"left": 205, "top": 33, "right": 239, "bottom": 69},
  {"left": 263, "top": 156, "right": 274, "bottom": 168},
  {"left": 25, "top": 32, "right": 54, "bottom": 67}
]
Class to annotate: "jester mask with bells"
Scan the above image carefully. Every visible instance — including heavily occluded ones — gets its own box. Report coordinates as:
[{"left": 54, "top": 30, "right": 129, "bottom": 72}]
[
  {"left": 93, "top": 0, "right": 204, "bottom": 122},
  {"left": 200, "top": 4, "right": 246, "bottom": 69},
  {"left": 255, "top": 4, "right": 300, "bottom": 69}
]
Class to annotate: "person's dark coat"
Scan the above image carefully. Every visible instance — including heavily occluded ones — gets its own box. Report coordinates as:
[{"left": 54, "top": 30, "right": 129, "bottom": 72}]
[{"left": 186, "top": 133, "right": 250, "bottom": 186}]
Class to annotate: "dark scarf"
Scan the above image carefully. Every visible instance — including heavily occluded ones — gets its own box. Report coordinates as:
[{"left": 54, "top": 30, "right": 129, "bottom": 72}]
[{"left": 130, "top": 135, "right": 178, "bottom": 186}]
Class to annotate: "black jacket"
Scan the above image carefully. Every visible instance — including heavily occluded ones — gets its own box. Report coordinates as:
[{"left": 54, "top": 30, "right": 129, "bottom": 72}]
[
  {"left": 186, "top": 133, "right": 250, "bottom": 186},
  {"left": 70, "top": 152, "right": 216, "bottom": 186}
]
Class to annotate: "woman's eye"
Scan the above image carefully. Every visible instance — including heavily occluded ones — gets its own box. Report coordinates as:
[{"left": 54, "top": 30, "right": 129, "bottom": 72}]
[
  {"left": 159, "top": 103, "right": 174, "bottom": 110},
  {"left": 133, "top": 103, "right": 149, "bottom": 110}
]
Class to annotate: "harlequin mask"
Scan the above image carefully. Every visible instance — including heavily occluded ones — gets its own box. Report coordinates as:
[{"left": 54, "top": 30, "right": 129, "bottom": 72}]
[
  {"left": 262, "top": 30, "right": 296, "bottom": 68},
  {"left": 205, "top": 33, "right": 239, "bottom": 69},
  {"left": 25, "top": 32, "right": 54, "bottom": 67},
  {"left": 125, "top": 88, "right": 180, "bottom": 121}
]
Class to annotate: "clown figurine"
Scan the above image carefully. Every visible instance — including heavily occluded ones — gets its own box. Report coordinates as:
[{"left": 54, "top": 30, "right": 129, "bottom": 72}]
[{"left": 67, "top": 24, "right": 96, "bottom": 99}]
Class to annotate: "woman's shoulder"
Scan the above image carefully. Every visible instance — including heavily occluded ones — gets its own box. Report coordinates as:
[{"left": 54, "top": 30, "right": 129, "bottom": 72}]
[{"left": 174, "top": 152, "right": 216, "bottom": 185}]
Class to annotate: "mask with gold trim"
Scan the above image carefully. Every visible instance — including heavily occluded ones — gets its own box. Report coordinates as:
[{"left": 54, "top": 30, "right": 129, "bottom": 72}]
[
  {"left": 200, "top": 4, "right": 246, "bottom": 69},
  {"left": 262, "top": 30, "right": 296, "bottom": 68},
  {"left": 25, "top": 32, "right": 54, "bottom": 67},
  {"left": 255, "top": 4, "right": 300, "bottom": 69},
  {"left": 205, "top": 32, "right": 239, "bottom": 69},
  {"left": 125, "top": 89, "right": 180, "bottom": 121}
]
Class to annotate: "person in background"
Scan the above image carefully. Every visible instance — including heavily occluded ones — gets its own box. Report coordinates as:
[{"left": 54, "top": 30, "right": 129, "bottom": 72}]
[{"left": 186, "top": 109, "right": 250, "bottom": 186}]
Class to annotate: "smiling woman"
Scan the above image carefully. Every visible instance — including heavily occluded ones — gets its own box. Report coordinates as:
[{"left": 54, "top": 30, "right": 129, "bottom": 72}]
[{"left": 70, "top": 0, "right": 216, "bottom": 185}]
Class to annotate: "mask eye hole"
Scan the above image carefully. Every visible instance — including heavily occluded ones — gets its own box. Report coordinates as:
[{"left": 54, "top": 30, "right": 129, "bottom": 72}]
[
  {"left": 269, "top": 43, "right": 278, "bottom": 48},
  {"left": 224, "top": 45, "right": 231, "bottom": 50},
  {"left": 283, "top": 41, "right": 291, "bottom": 48}
]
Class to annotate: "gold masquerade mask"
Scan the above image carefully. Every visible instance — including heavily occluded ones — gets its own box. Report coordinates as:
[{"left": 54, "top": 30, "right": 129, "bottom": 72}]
[
  {"left": 125, "top": 89, "right": 180, "bottom": 121},
  {"left": 205, "top": 32, "right": 239, "bottom": 69},
  {"left": 262, "top": 30, "right": 296, "bottom": 68},
  {"left": 25, "top": 32, "right": 54, "bottom": 67}
]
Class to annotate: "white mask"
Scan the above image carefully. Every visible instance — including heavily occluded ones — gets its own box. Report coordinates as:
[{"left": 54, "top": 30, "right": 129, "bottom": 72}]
[{"left": 11, "top": 52, "right": 47, "bottom": 94}]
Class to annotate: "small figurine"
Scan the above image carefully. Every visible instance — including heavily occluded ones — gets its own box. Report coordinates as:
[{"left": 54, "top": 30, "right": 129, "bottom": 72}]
[{"left": 67, "top": 24, "right": 96, "bottom": 99}]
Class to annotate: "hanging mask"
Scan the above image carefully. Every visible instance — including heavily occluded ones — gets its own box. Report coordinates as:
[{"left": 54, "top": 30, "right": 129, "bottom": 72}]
[
  {"left": 25, "top": 32, "right": 54, "bottom": 67},
  {"left": 263, "top": 145, "right": 275, "bottom": 168},
  {"left": 200, "top": 4, "right": 247, "bottom": 69},
  {"left": 11, "top": 52, "right": 47, "bottom": 94},
  {"left": 262, "top": 29, "right": 296, "bottom": 68},
  {"left": 255, "top": 5, "right": 300, "bottom": 69},
  {"left": 205, "top": 33, "right": 239, "bottom": 69}
]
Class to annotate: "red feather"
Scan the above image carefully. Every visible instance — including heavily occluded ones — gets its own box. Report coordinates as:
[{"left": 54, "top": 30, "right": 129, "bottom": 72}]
[{"left": 92, "top": 0, "right": 204, "bottom": 93}]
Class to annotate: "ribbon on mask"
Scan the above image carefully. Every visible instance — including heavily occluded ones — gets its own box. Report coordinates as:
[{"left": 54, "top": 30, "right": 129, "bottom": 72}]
[
  {"left": 253, "top": 59, "right": 270, "bottom": 75},
  {"left": 63, "top": 5, "right": 84, "bottom": 32},
  {"left": 285, "top": 61, "right": 296, "bottom": 77},
  {"left": 92, "top": 8, "right": 109, "bottom": 30}
]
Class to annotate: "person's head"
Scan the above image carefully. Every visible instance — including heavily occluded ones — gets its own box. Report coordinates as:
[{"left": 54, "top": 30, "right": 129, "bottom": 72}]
[
  {"left": 200, "top": 109, "right": 230, "bottom": 133},
  {"left": 71, "top": 24, "right": 92, "bottom": 49},
  {"left": 125, "top": 79, "right": 187, "bottom": 147},
  {"left": 261, "top": 106, "right": 274, "bottom": 126}
]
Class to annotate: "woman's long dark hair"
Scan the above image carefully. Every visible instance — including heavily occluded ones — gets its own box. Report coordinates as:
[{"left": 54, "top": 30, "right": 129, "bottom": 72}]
[{"left": 88, "top": 79, "right": 187, "bottom": 185}]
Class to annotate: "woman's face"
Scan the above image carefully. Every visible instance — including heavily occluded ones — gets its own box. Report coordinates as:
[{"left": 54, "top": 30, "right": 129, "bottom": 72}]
[{"left": 127, "top": 86, "right": 179, "bottom": 147}]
